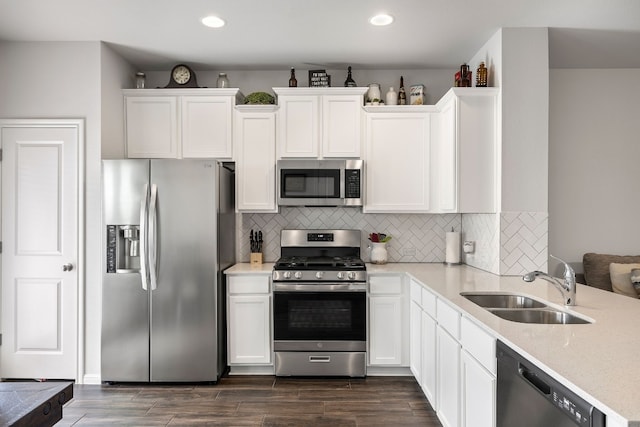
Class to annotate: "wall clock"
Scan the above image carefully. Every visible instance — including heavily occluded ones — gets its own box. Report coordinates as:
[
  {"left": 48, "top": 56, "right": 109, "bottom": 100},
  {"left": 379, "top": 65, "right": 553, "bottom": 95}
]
[{"left": 165, "top": 64, "right": 199, "bottom": 88}]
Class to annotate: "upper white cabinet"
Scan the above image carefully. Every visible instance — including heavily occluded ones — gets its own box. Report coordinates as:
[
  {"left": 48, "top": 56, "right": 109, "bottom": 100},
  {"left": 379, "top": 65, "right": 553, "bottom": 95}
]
[
  {"left": 124, "top": 88, "right": 242, "bottom": 159},
  {"left": 274, "top": 87, "right": 367, "bottom": 158},
  {"left": 234, "top": 105, "right": 278, "bottom": 212},
  {"left": 434, "top": 88, "right": 498, "bottom": 213},
  {"left": 363, "top": 106, "right": 437, "bottom": 213}
]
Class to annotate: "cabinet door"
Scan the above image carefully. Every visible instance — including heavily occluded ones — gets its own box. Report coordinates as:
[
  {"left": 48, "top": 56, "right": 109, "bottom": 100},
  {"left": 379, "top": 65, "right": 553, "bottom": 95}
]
[
  {"left": 364, "top": 113, "right": 431, "bottom": 212},
  {"left": 437, "top": 97, "right": 457, "bottom": 212},
  {"left": 322, "top": 95, "right": 362, "bottom": 157},
  {"left": 461, "top": 351, "right": 495, "bottom": 427},
  {"left": 126, "top": 96, "right": 178, "bottom": 158},
  {"left": 437, "top": 327, "right": 461, "bottom": 427},
  {"left": 228, "top": 295, "right": 271, "bottom": 364},
  {"left": 278, "top": 95, "right": 319, "bottom": 158},
  {"left": 421, "top": 310, "right": 437, "bottom": 406},
  {"left": 410, "top": 299, "right": 422, "bottom": 380},
  {"left": 181, "top": 96, "right": 233, "bottom": 158},
  {"left": 235, "top": 110, "right": 277, "bottom": 212},
  {"left": 369, "top": 295, "right": 403, "bottom": 365}
]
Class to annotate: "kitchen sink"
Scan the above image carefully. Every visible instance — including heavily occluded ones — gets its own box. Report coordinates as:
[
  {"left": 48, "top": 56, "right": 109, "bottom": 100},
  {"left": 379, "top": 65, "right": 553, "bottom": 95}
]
[
  {"left": 461, "top": 292, "right": 548, "bottom": 309},
  {"left": 460, "top": 292, "right": 592, "bottom": 324},
  {"left": 488, "top": 308, "right": 591, "bottom": 324}
]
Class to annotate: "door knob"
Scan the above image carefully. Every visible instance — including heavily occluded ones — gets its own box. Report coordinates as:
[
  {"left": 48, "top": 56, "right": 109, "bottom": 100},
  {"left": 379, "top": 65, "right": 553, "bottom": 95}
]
[{"left": 62, "top": 263, "right": 74, "bottom": 272}]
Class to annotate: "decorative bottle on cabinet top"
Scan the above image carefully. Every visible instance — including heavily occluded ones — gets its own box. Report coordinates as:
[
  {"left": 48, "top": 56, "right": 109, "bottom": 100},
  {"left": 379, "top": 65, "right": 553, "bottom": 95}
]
[
  {"left": 289, "top": 68, "right": 297, "bottom": 87},
  {"left": 344, "top": 66, "right": 357, "bottom": 87},
  {"left": 476, "top": 62, "right": 488, "bottom": 87},
  {"left": 398, "top": 76, "right": 406, "bottom": 105}
]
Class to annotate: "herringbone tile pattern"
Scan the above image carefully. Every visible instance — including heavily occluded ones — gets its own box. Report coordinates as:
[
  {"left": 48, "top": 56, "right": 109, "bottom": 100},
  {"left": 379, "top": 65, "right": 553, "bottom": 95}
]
[
  {"left": 500, "top": 212, "right": 548, "bottom": 275},
  {"left": 239, "top": 208, "right": 461, "bottom": 263}
]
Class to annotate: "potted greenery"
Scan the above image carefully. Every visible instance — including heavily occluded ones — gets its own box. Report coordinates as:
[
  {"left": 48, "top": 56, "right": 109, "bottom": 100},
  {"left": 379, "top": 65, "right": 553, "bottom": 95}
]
[{"left": 244, "top": 92, "right": 276, "bottom": 105}]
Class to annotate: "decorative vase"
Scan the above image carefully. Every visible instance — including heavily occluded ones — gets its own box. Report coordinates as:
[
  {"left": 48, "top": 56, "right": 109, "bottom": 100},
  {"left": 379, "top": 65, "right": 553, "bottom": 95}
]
[
  {"left": 217, "top": 73, "right": 229, "bottom": 88},
  {"left": 386, "top": 87, "right": 397, "bottom": 105},
  {"left": 370, "top": 242, "right": 388, "bottom": 264},
  {"left": 367, "top": 83, "right": 381, "bottom": 102}
]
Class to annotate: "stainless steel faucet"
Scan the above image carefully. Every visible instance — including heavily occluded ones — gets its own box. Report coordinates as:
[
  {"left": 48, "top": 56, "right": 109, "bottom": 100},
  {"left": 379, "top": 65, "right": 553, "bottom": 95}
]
[{"left": 522, "top": 255, "right": 576, "bottom": 306}]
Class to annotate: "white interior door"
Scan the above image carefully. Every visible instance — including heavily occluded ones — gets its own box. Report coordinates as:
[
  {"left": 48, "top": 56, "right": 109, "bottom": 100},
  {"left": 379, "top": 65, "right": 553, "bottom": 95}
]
[{"left": 0, "top": 120, "right": 81, "bottom": 380}]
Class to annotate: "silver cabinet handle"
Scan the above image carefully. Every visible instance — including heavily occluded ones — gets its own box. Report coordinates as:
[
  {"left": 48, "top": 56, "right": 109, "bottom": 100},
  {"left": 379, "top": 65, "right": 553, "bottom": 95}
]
[{"left": 62, "top": 263, "right": 74, "bottom": 272}]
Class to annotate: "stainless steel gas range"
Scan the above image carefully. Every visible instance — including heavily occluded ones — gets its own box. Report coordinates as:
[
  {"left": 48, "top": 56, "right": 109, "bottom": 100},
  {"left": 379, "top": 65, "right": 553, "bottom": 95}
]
[{"left": 272, "top": 229, "right": 367, "bottom": 377}]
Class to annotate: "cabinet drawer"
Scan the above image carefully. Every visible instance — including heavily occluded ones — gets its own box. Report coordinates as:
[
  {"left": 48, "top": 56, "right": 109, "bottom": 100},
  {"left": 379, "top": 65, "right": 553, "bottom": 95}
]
[
  {"left": 410, "top": 280, "right": 422, "bottom": 305},
  {"left": 421, "top": 287, "right": 437, "bottom": 317},
  {"left": 228, "top": 275, "right": 270, "bottom": 294},
  {"left": 461, "top": 316, "right": 496, "bottom": 375},
  {"left": 437, "top": 299, "right": 460, "bottom": 339},
  {"left": 369, "top": 275, "right": 403, "bottom": 294}
]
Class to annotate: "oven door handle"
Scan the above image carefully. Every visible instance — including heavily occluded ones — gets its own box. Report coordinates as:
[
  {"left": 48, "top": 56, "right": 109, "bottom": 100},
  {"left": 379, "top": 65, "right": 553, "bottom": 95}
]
[{"left": 273, "top": 283, "right": 367, "bottom": 292}]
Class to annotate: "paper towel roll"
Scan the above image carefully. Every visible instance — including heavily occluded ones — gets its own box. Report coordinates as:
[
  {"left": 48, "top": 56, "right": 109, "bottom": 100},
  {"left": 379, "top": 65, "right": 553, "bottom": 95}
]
[{"left": 445, "top": 231, "right": 461, "bottom": 264}]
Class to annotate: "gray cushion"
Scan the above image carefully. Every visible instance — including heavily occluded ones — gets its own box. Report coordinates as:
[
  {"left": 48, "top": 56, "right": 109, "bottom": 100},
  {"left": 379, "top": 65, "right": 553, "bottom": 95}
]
[{"left": 583, "top": 253, "right": 640, "bottom": 292}]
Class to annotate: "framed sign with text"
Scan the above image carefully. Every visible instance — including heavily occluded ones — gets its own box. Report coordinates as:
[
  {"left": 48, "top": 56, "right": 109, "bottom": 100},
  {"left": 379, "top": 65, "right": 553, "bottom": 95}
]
[{"left": 308, "top": 70, "right": 331, "bottom": 87}]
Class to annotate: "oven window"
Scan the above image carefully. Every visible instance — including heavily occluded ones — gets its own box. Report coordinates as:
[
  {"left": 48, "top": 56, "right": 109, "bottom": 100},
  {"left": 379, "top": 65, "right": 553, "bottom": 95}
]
[
  {"left": 274, "top": 292, "right": 365, "bottom": 341},
  {"left": 281, "top": 169, "right": 340, "bottom": 199}
]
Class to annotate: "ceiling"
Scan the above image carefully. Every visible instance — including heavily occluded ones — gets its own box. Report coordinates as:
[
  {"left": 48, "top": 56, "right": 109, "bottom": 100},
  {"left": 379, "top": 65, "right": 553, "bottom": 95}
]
[{"left": 1, "top": 0, "right": 640, "bottom": 70}]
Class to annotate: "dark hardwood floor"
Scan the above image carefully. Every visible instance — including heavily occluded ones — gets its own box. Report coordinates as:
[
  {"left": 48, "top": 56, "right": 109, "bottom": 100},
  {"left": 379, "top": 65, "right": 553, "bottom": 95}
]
[{"left": 58, "top": 376, "right": 442, "bottom": 426}]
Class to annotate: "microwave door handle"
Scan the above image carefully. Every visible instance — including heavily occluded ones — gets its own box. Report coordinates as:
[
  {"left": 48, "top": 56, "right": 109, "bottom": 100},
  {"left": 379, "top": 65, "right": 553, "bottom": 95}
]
[{"left": 340, "top": 168, "right": 345, "bottom": 199}]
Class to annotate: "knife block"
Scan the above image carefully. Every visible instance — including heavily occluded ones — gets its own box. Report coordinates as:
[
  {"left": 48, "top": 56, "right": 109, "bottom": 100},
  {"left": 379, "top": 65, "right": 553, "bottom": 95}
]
[{"left": 250, "top": 252, "right": 263, "bottom": 265}]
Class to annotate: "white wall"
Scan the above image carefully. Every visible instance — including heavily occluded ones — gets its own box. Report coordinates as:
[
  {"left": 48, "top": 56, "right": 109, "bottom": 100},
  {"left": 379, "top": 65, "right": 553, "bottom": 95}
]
[
  {"left": 549, "top": 68, "right": 640, "bottom": 275},
  {"left": 500, "top": 28, "right": 549, "bottom": 214},
  {"left": 0, "top": 41, "right": 133, "bottom": 383}
]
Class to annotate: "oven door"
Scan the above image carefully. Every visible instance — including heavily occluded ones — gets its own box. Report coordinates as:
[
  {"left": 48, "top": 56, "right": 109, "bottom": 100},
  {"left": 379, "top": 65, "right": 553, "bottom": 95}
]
[{"left": 273, "top": 285, "right": 366, "bottom": 352}]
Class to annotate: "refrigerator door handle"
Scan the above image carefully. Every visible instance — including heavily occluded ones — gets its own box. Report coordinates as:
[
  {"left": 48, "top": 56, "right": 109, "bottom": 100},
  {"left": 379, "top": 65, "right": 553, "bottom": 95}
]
[
  {"left": 139, "top": 183, "right": 149, "bottom": 290},
  {"left": 148, "top": 183, "right": 158, "bottom": 290}
]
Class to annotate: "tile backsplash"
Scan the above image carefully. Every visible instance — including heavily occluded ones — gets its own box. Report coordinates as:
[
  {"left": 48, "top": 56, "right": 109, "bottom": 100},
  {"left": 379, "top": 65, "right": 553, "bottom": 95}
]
[{"left": 239, "top": 207, "right": 461, "bottom": 263}]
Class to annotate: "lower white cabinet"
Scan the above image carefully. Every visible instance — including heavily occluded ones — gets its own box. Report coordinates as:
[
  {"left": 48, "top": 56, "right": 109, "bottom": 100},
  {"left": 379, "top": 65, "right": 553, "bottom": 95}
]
[
  {"left": 368, "top": 274, "right": 408, "bottom": 366},
  {"left": 461, "top": 351, "right": 495, "bottom": 427},
  {"left": 409, "top": 278, "right": 496, "bottom": 427},
  {"left": 227, "top": 275, "right": 272, "bottom": 366},
  {"left": 421, "top": 306, "right": 437, "bottom": 405},
  {"left": 460, "top": 316, "right": 496, "bottom": 427}
]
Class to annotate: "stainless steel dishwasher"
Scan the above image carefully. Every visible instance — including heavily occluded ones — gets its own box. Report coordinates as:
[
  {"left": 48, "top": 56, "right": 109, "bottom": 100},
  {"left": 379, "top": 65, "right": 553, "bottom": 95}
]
[{"left": 497, "top": 340, "right": 605, "bottom": 427}]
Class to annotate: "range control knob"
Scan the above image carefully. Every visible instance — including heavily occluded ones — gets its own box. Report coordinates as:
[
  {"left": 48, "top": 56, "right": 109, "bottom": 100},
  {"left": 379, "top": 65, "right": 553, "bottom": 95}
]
[
  {"left": 337, "top": 272, "right": 345, "bottom": 280},
  {"left": 294, "top": 271, "right": 303, "bottom": 279},
  {"left": 283, "top": 271, "right": 292, "bottom": 279},
  {"left": 348, "top": 271, "right": 357, "bottom": 280},
  {"left": 315, "top": 271, "right": 324, "bottom": 279}
]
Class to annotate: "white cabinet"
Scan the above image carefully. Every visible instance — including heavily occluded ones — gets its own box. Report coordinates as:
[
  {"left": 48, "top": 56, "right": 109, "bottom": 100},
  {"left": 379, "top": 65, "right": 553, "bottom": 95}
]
[
  {"left": 434, "top": 88, "right": 498, "bottom": 213},
  {"left": 421, "top": 286, "right": 438, "bottom": 405},
  {"left": 274, "top": 87, "right": 367, "bottom": 158},
  {"left": 234, "top": 105, "right": 278, "bottom": 212},
  {"left": 460, "top": 317, "right": 496, "bottom": 427},
  {"left": 227, "top": 275, "right": 272, "bottom": 367},
  {"left": 125, "top": 95, "right": 178, "bottom": 158},
  {"left": 410, "top": 279, "right": 437, "bottom": 405},
  {"left": 368, "top": 274, "right": 408, "bottom": 367},
  {"left": 363, "top": 107, "right": 437, "bottom": 212},
  {"left": 124, "top": 89, "right": 241, "bottom": 159},
  {"left": 436, "top": 299, "right": 462, "bottom": 427}
]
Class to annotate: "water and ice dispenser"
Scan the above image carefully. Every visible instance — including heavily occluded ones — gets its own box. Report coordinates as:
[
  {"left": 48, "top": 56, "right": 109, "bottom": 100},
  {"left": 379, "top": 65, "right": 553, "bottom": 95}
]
[{"left": 106, "top": 225, "right": 141, "bottom": 273}]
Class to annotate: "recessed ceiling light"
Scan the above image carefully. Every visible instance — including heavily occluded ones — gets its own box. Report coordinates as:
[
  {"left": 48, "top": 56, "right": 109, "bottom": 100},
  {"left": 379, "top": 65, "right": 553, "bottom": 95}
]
[
  {"left": 369, "top": 13, "right": 394, "bottom": 26},
  {"left": 201, "top": 15, "right": 225, "bottom": 28}
]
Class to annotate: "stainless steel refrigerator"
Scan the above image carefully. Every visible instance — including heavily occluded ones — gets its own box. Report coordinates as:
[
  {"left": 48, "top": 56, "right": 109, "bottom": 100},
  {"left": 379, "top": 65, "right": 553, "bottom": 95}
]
[{"left": 101, "top": 159, "right": 235, "bottom": 382}]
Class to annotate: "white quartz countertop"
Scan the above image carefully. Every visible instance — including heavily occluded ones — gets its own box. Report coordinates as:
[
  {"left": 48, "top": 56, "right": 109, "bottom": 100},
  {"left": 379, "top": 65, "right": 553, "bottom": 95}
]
[{"left": 226, "top": 261, "right": 640, "bottom": 425}]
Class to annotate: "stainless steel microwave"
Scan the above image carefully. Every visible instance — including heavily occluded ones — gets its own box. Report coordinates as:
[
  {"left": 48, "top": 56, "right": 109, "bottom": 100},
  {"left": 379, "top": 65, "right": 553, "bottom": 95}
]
[{"left": 277, "top": 159, "right": 363, "bottom": 207}]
